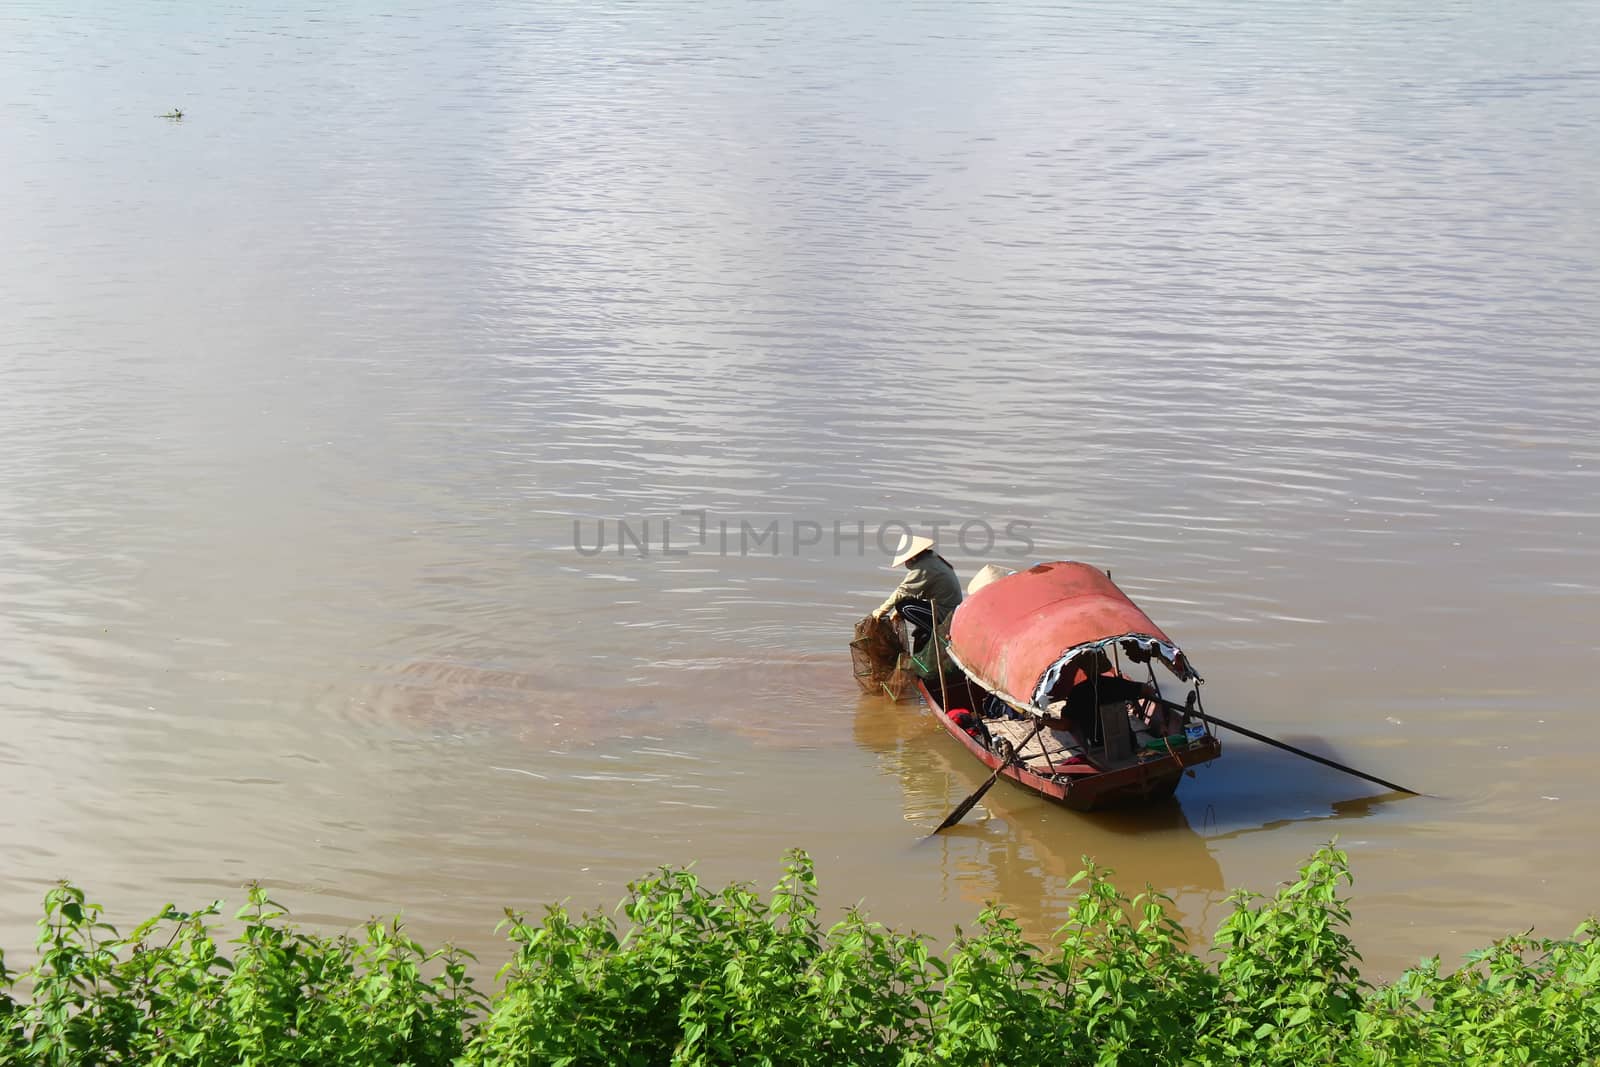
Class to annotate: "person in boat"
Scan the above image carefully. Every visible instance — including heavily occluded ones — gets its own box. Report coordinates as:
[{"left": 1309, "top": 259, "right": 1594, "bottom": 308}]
[
  {"left": 1043, "top": 650, "right": 1162, "bottom": 746},
  {"left": 871, "top": 533, "right": 962, "bottom": 653}
]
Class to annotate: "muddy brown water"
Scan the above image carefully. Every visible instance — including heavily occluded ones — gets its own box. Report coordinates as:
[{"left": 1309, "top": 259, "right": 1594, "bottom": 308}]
[{"left": 2, "top": 0, "right": 1599, "bottom": 978}]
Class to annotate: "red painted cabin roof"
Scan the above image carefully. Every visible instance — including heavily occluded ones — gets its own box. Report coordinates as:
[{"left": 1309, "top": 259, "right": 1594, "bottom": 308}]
[{"left": 947, "top": 561, "right": 1193, "bottom": 711}]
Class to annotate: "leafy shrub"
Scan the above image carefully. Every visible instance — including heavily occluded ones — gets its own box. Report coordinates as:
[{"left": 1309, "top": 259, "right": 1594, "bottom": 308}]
[
  {"left": 0, "top": 882, "right": 480, "bottom": 1066},
  {"left": 0, "top": 846, "right": 1594, "bottom": 1065}
]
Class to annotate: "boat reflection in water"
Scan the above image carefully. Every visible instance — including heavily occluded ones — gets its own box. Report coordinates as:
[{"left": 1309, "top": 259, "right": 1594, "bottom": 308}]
[
  {"left": 853, "top": 689, "right": 1224, "bottom": 936},
  {"left": 853, "top": 689, "right": 1414, "bottom": 942}
]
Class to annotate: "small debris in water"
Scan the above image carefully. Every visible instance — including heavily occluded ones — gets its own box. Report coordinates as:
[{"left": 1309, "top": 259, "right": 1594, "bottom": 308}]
[{"left": 490, "top": 765, "right": 548, "bottom": 780}]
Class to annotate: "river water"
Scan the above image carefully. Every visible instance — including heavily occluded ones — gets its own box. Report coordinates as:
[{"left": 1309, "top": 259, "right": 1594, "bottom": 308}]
[{"left": 2, "top": 0, "right": 1598, "bottom": 977}]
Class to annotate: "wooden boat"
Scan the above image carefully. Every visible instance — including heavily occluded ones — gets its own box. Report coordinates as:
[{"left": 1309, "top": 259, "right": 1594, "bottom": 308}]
[{"left": 911, "top": 561, "right": 1221, "bottom": 812}]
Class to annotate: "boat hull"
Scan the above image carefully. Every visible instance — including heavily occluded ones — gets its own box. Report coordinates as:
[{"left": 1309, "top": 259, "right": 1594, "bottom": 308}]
[{"left": 916, "top": 677, "right": 1221, "bottom": 812}]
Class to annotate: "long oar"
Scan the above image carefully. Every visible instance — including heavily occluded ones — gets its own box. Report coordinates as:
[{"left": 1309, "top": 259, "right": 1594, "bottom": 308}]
[
  {"left": 1179, "top": 704, "right": 1421, "bottom": 796},
  {"left": 931, "top": 718, "right": 1048, "bottom": 833}
]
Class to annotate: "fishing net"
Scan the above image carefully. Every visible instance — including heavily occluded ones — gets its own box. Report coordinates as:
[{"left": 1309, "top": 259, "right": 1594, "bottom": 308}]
[{"left": 850, "top": 615, "right": 915, "bottom": 700}]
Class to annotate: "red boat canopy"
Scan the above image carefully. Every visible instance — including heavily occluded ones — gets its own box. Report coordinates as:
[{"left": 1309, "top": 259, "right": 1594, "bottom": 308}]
[{"left": 946, "top": 561, "right": 1199, "bottom": 713}]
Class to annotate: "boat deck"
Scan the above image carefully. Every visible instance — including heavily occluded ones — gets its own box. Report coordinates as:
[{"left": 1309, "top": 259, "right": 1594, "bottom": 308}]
[
  {"left": 980, "top": 704, "right": 1189, "bottom": 773},
  {"left": 984, "top": 718, "right": 1095, "bottom": 775}
]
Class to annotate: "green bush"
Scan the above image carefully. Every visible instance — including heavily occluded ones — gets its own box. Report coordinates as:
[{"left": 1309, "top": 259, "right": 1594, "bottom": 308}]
[{"left": 0, "top": 846, "right": 1594, "bottom": 1065}]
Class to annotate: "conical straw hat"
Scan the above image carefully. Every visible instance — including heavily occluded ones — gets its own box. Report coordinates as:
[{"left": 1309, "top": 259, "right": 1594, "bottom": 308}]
[
  {"left": 889, "top": 533, "right": 935, "bottom": 568},
  {"left": 966, "top": 562, "right": 1015, "bottom": 595}
]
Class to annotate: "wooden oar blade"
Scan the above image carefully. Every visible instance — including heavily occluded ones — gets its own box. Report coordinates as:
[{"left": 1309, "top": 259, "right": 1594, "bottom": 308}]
[
  {"left": 933, "top": 769, "right": 1002, "bottom": 833},
  {"left": 928, "top": 719, "right": 1047, "bottom": 835}
]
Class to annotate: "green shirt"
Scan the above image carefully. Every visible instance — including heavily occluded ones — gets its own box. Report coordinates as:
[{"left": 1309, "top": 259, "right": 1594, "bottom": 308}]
[{"left": 878, "top": 553, "right": 963, "bottom": 619}]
